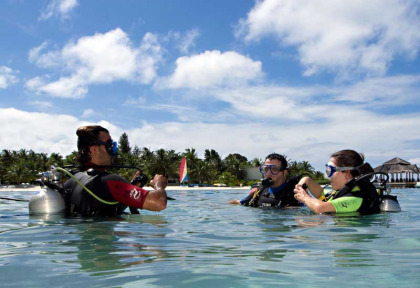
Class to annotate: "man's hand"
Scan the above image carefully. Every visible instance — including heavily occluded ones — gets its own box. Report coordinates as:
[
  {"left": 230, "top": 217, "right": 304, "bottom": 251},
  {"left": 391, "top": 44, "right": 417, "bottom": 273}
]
[
  {"left": 149, "top": 174, "right": 168, "bottom": 190},
  {"left": 131, "top": 171, "right": 149, "bottom": 187}
]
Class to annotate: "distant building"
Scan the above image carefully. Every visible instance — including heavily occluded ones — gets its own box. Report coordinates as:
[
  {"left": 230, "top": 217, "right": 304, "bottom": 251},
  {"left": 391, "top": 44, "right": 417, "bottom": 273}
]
[
  {"left": 245, "top": 167, "right": 262, "bottom": 181},
  {"left": 374, "top": 157, "right": 420, "bottom": 188}
]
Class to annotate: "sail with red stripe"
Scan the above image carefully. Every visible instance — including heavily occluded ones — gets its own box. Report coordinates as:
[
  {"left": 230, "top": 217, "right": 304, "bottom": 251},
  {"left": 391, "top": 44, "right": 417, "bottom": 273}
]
[{"left": 179, "top": 158, "right": 188, "bottom": 183}]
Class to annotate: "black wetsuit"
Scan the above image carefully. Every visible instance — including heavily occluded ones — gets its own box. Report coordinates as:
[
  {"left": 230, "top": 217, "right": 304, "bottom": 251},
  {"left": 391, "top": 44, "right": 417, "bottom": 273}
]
[
  {"left": 63, "top": 170, "right": 127, "bottom": 217},
  {"left": 326, "top": 177, "right": 381, "bottom": 214},
  {"left": 242, "top": 176, "right": 301, "bottom": 208}
]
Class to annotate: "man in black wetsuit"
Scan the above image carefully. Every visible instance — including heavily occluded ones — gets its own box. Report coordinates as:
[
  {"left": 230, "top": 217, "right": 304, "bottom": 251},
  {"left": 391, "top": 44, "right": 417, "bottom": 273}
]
[
  {"left": 63, "top": 125, "right": 167, "bottom": 216},
  {"left": 228, "top": 153, "right": 301, "bottom": 208}
]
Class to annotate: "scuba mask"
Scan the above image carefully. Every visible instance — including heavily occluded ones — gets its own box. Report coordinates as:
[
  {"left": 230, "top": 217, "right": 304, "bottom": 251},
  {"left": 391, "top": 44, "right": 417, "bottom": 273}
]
[
  {"left": 325, "top": 164, "right": 357, "bottom": 178},
  {"left": 259, "top": 164, "right": 285, "bottom": 175},
  {"left": 94, "top": 139, "right": 118, "bottom": 156}
]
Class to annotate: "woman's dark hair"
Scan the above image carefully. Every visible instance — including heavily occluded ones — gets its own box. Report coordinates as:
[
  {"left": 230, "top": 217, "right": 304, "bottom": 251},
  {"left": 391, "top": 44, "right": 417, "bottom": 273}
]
[
  {"left": 76, "top": 125, "right": 109, "bottom": 164},
  {"left": 331, "top": 149, "right": 374, "bottom": 177},
  {"left": 265, "top": 153, "right": 287, "bottom": 169}
]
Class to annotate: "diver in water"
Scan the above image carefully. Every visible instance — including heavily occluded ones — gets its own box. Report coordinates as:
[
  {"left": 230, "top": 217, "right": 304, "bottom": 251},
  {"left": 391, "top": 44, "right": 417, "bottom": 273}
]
[
  {"left": 294, "top": 149, "right": 380, "bottom": 214},
  {"left": 228, "top": 153, "right": 301, "bottom": 208},
  {"left": 63, "top": 125, "right": 167, "bottom": 217}
]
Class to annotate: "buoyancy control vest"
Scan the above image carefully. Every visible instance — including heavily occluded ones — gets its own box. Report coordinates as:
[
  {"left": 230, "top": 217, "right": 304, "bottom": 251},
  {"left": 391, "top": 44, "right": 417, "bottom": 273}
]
[
  {"left": 63, "top": 170, "right": 127, "bottom": 216},
  {"left": 245, "top": 175, "right": 302, "bottom": 208},
  {"left": 326, "top": 177, "right": 380, "bottom": 214}
]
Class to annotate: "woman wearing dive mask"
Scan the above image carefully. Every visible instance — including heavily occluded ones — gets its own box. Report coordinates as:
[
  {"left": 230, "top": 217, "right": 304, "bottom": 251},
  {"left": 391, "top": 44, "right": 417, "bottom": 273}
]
[{"left": 293, "top": 149, "right": 380, "bottom": 214}]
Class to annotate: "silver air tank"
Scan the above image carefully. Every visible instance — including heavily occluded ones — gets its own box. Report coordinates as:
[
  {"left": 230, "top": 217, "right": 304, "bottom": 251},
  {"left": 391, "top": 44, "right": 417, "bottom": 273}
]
[
  {"left": 29, "top": 170, "right": 65, "bottom": 215},
  {"left": 29, "top": 186, "right": 65, "bottom": 215},
  {"left": 379, "top": 184, "right": 401, "bottom": 212},
  {"left": 379, "top": 196, "right": 401, "bottom": 212}
]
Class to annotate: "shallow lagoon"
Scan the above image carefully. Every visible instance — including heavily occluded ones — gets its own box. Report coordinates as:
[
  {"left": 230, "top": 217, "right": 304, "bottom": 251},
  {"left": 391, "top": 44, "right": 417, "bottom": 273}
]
[{"left": 1, "top": 188, "right": 420, "bottom": 287}]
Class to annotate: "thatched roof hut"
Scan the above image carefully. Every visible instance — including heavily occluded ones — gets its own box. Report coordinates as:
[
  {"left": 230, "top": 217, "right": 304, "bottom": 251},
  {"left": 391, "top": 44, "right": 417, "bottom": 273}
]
[
  {"left": 374, "top": 157, "right": 419, "bottom": 184},
  {"left": 374, "top": 157, "right": 419, "bottom": 174}
]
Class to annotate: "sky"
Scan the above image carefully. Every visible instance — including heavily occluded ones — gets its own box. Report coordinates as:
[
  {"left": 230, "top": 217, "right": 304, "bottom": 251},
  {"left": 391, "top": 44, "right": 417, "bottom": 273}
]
[{"left": 1, "top": 0, "right": 420, "bottom": 172}]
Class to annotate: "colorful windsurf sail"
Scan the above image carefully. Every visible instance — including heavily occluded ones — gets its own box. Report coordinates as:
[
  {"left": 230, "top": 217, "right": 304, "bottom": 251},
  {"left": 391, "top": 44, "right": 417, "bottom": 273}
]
[{"left": 179, "top": 158, "right": 188, "bottom": 183}]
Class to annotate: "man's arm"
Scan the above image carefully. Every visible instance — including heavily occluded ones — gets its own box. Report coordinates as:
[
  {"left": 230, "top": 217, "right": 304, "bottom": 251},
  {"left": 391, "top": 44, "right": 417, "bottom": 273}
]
[
  {"left": 297, "top": 176, "right": 324, "bottom": 199},
  {"left": 142, "top": 174, "right": 167, "bottom": 211},
  {"left": 104, "top": 174, "right": 167, "bottom": 211},
  {"left": 228, "top": 188, "right": 257, "bottom": 205}
]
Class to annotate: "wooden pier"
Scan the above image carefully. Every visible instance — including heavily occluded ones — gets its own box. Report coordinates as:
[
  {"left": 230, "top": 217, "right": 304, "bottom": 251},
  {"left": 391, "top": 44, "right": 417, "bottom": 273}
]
[{"left": 389, "top": 182, "right": 417, "bottom": 189}]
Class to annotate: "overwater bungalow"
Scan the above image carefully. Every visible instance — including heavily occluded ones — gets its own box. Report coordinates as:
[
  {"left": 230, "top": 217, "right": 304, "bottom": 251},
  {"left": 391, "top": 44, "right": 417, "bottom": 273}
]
[{"left": 374, "top": 157, "right": 420, "bottom": 188}]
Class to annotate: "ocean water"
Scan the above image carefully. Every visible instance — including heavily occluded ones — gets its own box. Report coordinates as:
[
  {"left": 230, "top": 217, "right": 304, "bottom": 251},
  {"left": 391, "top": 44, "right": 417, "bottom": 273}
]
[{"left": 1, "top": 188, "right": 419, "bottom": 288}]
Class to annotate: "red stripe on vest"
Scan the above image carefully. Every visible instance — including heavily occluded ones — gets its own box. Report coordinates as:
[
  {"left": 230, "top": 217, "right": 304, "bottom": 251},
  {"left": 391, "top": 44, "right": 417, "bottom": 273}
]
[{"left": 106, "top": 180, "right": 149, "bottom": 209}]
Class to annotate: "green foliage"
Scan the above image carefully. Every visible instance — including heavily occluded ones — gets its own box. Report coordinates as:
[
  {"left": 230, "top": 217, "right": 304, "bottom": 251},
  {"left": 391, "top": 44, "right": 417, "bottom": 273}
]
[
  {"left": 216, "top": 171, "right": 236, "bottom": 186},
  {"left": 0, "top": 132, "right": 325, "bottom": 187},
  {"left": 288, "top": 160, "right": 326, "bottom": 182},
  {"left": 118, "top": 132, "right": 131, "bottom": 154}
]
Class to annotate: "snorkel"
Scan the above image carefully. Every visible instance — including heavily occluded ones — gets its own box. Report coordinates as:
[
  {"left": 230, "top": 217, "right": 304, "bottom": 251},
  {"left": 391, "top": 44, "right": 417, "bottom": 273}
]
[{"left": 261, "top": 177, "right": 274, "bottom": 187}]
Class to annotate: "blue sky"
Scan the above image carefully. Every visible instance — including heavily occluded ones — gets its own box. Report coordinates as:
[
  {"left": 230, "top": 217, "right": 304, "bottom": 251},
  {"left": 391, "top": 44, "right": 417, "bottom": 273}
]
[{"left": 1, "top": 0, "right": 420, "bottom": 171}]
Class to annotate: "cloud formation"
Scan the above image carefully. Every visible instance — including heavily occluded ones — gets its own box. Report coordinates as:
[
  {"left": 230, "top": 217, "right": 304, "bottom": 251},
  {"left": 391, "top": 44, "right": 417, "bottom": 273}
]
[
  {"left": 0, "top": 66, "right": 19, "bottom": 89},
  {"left": 39, "top": 0, "right": 79, "bottom": 21},
  {"left": 159, "top": 50, "right": 263, "bottom": 89},
  {"left": 26, "top": 29, "right": 163, "bottom": 98},
  {"left": 237, "top": 0, "right": 420, "bottom": 77}
]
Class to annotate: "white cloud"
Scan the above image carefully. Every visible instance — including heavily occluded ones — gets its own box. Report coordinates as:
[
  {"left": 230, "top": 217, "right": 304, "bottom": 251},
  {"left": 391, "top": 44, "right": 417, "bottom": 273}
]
[
  {"left": 178, "top": 29, "right": 200, "bottom": 54},
  {"left": 132, "top": 103, "right": 235, "bottom": 123},
  {"left": 159, "top": 50, "right": 263, "bottom": 89},
  {"left": 0, "top": 66, "right": 19, "bottom": 89},
  {"left": 28, "top": 101, "right": 54, "bottom": 109},
  {"left": 164, "top": 29, "right": 200, "bottom": 54},
  {"left": 408, "top": 158, "right": 420, "bottom": 166},
  {"left": 136, "top": 33, "right": 164, "bottom": 84},
  {"left": 213, "top": 85, "right": 318, "bottom": 120},
  {"left": 28, "top": 42, "right": 61, "bottom": 68},
  {"left": 338, "top": 75, "right": 420, "bottom": 105},
  {"left": 26, "top": 29, "right": 163, "bottom": 98},
  {"left": 39, "top": 0, "right": 78, "bottom": 21},
  {"left": 81, "top": 109, "right": 97, "bottom": 118},
  {"left": 61, "top": 29, "right": 138, "bottom": 83},
  {"left": 2, "top": 107, "right": 419, "bottom": 172},
  {"left": 209, "top": 73, "right": 420, "bottom": 121},
  {"left": 124, "top": 95, "right": 147, "bottom": 106},
  {"left": 237, "top": 0, "right": 420, "bottom": 77},
  {"left": 0, "top": 107, "right": 120, "bottom": 156}
]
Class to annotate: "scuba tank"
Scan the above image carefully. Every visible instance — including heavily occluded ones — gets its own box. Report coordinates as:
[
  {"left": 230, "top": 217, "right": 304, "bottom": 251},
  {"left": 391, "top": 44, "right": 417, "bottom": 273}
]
[
  {"left": 29, "top": 170, "right": 65, "bottom": 215},
  {"left": 379, "top": 194, "right": 401, "bottom": 212},
  {"left": 366, "top": 172, "right": 401, "bottom": 212},
  {"left": 29, "top": 186, "right": 65, "bottom": 215},
  {"left": 376, "top": 179, "right": 401, "bottom": 212}
]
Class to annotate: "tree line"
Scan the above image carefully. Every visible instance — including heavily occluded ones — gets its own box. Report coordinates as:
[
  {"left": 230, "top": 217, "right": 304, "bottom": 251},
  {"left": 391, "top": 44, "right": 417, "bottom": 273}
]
[{"left": 0, "top": 132, "right": 327, "bottom": 186}]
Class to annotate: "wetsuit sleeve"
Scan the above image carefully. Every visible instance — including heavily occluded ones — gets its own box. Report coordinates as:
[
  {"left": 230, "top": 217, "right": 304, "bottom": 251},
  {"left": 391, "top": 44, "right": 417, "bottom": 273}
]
[
  {"left": 240, "top": 188, "right": 257, "bottom": 205},
  {"left": 102, "top": 174, "right": 150, "bottom": 209},
  {"left": 329, "top": 196, "right": 363, "bottom": 213}
]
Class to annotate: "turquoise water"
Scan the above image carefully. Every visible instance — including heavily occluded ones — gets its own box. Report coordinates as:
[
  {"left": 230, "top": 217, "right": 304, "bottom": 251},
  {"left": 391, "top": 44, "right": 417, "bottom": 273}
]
[{"left": 1, "top": 188, "right": 420, "bottom": 287}]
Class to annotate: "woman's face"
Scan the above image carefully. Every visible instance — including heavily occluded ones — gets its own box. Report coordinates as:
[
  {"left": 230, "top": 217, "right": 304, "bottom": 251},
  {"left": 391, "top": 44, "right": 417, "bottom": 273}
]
[{"left": 329, "top": 157, "right": 352, "bottom": 191}]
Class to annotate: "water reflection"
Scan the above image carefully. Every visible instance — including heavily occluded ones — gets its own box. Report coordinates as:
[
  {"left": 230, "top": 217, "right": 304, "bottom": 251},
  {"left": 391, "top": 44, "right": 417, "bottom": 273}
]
[{"left": 55, "top": 215, "right": 170, "bottom": 275}]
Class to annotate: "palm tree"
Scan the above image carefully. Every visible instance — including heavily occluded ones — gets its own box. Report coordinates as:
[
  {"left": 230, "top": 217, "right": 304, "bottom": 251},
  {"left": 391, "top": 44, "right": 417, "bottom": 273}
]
[
  {"left": 250, "top": 157, "right": 262, "bottom": 167},
  {"left": 118, "top": 132, "right": 132, "bottom": 154},
  {"left": 148, "top": 148, "right": 180, "bottom": 178},
  {"left": 7, "top": 159, "right": 33, "bottom": 184},
  {"left": 48, "top": 153, "right": 64, "bottom": 168},
  {"left": 223, "top": 154, "right": 247, "bottom": 183},
  {"left": 204, "top": 149, "right": 223, "bottom": 173}
]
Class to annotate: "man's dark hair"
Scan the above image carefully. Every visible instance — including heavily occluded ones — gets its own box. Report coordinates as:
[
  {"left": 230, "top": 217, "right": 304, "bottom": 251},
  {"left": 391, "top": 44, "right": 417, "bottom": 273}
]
[
  {"left": 265, "top": 153, "right": 287, "bottom": 168},
  {"left": 76, "top": 125, "right": 109, "bottom": 164}
]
